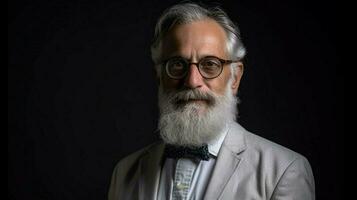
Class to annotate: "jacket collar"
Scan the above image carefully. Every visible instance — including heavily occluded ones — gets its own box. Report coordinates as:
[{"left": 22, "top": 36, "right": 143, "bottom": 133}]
[
  {"left": 138, "top": 142, "right": 165, "bottom": 200},
  {"left": 203, "top": 122, "right": 247, "bottom": 199},
  {"left": 138, "top": 122, "right": 247, "bottom": 200}
]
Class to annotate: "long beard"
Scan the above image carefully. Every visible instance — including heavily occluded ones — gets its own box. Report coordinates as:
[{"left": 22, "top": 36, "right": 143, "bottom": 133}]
[{"left": 158, "top": 82, "right": 238, "bottom": 147}]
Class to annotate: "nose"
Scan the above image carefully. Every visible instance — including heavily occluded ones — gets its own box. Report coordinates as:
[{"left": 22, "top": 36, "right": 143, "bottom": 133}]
[{"left": 184, "top": 63, "right": 204, "bottom": 89}]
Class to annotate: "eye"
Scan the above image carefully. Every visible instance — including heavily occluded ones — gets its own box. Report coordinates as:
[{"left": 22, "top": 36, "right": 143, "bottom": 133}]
[
  {"left": 166, "top": 58, "right": 187, "bottom": 78},
  {"left": 200, "top": 58, "right": 221, "bottom": 72},
  {"left": 170, "top": 60, "right": 184, "bottom": 70}
]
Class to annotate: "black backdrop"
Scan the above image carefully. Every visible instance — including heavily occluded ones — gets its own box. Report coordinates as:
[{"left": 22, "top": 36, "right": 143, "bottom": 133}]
[{"left": 8, "top": 0, "right": 343, "bottom": 199}]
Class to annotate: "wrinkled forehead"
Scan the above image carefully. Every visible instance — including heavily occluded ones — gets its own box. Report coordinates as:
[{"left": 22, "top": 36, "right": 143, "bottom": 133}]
[{"left": 160, "top": 19, "right": 228, "bottom": 60}]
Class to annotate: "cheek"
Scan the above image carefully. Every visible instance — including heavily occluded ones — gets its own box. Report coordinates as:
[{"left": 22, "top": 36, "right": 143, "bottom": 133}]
[
  {"left": 208, "top": 69, "right": 231, "bottom": 95},
  {"left": 207, "top": 81, "right": 227, "bottom": 95},
  {"left": 161, "top": 75, "right": 181, "bottom": 91}
]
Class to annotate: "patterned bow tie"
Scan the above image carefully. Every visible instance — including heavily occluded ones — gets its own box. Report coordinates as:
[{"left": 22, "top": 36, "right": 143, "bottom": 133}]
[{"left": 164, "top": 144, "right": 210, "bottom": 161}]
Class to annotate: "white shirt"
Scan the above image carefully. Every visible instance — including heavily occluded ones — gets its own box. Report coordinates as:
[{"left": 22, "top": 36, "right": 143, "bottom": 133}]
[{"left": 157, "top": 126, "right": 228, "bottom": 200}]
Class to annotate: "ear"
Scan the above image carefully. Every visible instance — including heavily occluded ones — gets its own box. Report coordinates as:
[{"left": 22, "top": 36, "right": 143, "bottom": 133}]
[{"left": 231, "top": 62, "right": 244, "bottom": 96}]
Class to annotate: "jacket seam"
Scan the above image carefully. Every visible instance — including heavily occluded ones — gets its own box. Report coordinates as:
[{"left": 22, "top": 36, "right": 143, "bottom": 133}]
[{"left": 269, "top": 156, "right": 299, "bottom": 200}]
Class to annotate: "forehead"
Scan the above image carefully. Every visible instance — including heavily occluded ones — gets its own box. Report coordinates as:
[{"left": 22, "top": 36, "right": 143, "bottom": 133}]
[{"left": 160, "top": 19, "right": 228, "bottom": 59}]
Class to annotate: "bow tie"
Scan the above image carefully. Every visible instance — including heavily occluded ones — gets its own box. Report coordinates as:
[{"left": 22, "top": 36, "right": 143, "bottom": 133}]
[{"left": 164, "top": 144, "right": 210, "bottom": 161}]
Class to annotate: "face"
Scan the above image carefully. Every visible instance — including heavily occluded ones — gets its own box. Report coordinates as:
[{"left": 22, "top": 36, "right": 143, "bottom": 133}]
[
  {"left": 159, "top": 19, "right": 243, "bottom": 111},
  {"left": 157, "top": 19, "right": 244, "bottom": 146}
]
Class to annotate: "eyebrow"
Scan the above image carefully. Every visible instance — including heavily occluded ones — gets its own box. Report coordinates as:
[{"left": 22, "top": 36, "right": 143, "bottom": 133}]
[{"left": 164, "top": 54, "right": 221, "bottom": 61}]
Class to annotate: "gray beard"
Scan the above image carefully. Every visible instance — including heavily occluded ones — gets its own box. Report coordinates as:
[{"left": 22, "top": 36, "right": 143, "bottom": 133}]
[{"left": 158, "top": 83, "right": 238, "bottom": 147}]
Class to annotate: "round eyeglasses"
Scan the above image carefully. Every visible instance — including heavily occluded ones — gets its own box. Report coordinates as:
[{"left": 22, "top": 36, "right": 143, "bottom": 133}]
[{"left": 163, "top": 56, "right": 239, "bottom": 79}]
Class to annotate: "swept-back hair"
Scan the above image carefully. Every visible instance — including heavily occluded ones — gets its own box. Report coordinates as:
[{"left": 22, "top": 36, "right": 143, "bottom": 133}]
[{"left": 151, "top": 2, "right": 246, "bottom": 71}]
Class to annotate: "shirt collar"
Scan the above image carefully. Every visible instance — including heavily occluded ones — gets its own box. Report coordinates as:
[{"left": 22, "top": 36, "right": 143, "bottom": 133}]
[{"left": 207, "top": 124, "right": 228, "bottom": 157}]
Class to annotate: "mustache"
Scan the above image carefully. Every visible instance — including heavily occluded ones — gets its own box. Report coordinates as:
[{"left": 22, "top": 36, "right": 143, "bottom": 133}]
[{"left": 166, "top": 89, "right": 217, "bottom": 105}]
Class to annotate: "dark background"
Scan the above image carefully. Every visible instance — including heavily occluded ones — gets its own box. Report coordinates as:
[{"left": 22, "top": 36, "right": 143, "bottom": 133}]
[{"left": 8, "top": 0, "right": 343, "bottom": 199}]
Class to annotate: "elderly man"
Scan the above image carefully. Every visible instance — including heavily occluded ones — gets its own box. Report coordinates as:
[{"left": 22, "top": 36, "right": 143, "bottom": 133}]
[{"left": 109, "top": 3, "right": 315, "bottom": 200}]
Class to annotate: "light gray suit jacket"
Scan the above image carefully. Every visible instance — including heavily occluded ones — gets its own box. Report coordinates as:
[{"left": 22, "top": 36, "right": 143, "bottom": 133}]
[{"left": 108, "top": 123, "right": 315, "bottom": 200}]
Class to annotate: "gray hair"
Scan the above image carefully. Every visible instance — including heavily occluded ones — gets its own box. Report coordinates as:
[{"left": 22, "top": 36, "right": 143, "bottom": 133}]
[{"left": 150, "top": 2, "right": 246, "bottom": 74}]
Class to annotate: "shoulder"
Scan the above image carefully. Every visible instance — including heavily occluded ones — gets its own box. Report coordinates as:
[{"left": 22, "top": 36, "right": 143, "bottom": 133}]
[
  {"left": 228, "top": 123, "right": 315, "bottom": 198},
  {"left": 108, "top": 141, "right": 164, "bottom": 199},
  {"left": 230, "top": 122, "right": 309, "bottom": 165},
  {"left": 228, "top": 122, "right": 314, "bottom": 185}
]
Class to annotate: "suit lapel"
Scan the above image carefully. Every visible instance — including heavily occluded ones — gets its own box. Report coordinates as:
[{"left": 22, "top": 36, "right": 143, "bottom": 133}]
[
  {"left": 203, "top": 123, "right": 247, "bottom": 200},
  {"left": 138, "top": 142, "right": 165, "bottom": 200}
]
